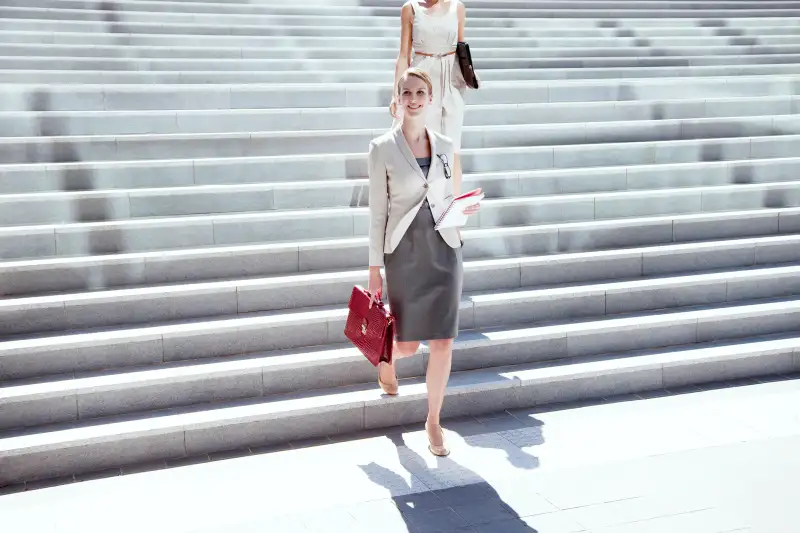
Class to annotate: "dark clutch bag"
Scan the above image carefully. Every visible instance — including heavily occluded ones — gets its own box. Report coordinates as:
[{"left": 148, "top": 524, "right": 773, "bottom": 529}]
[
  {"left": 344, "top": 285, "right": 394, "bottom": 367},
  {"left": 456, "top": 41, "right": 479, "bottom": 90}
]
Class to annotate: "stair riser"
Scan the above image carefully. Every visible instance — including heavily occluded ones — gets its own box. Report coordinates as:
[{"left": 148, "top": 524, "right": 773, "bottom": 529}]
[
  {"left": 4, "top": 77, "right": 798, "bottom": 113},
  {"left": 3, "top": 232, "right": 799, "bottom": 298},
  {"left": 3, "top": 97, "right": 797, "bottom": 138},
  {"left": 2, "top": 346, "right": 798, "bottom": 486},
  {"left": 5, "top": 63, "right": 800, "bottom": 85}
]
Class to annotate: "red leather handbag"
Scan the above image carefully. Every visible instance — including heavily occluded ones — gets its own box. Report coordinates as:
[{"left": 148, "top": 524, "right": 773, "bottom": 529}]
[{"left": 344, "top": 285, "right": 394, "bottom": 367}]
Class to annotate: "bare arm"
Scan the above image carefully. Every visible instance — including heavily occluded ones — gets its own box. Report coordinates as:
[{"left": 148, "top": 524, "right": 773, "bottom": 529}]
[
  {"left": 394, "top": 2, "right": 414, "bottom": 98},
  {"left": 457, "top": 0, "right": 465, "bottom": 42}
]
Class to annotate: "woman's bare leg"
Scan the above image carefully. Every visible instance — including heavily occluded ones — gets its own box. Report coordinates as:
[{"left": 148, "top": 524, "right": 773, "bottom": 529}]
[
  {"left": 425, "top": 338, "right": 454, "bottom": 441},
  {"left": 379, "top": 340, "right": 420, "bottom": 387},
  {"left": 394, "top": 340, "right": 420, "bottom": 359}
]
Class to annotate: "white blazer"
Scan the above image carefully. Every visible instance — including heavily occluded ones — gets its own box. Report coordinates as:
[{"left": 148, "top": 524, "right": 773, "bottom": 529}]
[{"left": 368, "top": 125, "right": 462, "bottom": 267}]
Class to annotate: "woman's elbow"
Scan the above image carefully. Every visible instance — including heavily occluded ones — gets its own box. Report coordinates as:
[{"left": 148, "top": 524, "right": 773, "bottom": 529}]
[{"left": 396, "top": 51, "right": 411, "bottom": 69}]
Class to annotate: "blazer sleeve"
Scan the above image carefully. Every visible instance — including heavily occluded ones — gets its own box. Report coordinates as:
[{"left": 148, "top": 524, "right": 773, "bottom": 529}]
[{"left": 367, "top": 139, "right": 388, "bottom": 267}]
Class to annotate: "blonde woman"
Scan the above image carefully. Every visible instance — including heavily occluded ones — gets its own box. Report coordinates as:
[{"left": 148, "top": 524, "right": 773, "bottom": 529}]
[
  {"left": 368, "top": 68, "right": 480, "bottom": 457},
  {"left": 390, "top": 0, "right": 467, "bottom": 192}
]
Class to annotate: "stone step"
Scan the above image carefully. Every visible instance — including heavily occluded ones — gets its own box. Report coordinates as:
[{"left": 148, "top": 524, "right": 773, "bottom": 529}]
[
  {"left": 5, "top": 28, "right": 800, "bottom": 47},
  {"left": 3, "top": 229, "right": 799, "bottom": 298},
  {"left": 6, "top": 115, "right": 799, "bottom": 164},
  {"left": 3, "top": 74, "right": 798, "bottom": 112},
  {"left": 1, "top": 329, "right": 798, "bottom": 485},
  {"left": 13, "top": 0, "right": 800, "bottom": 16},
  {"left": 3, "top": 248, "right": 800, "bottom": 336},
  {"left": 3, "top": 96, "right": 797, "bottom": 137},
  {"left": 3, "top": 6, "right": 800, "bottom": 24}
]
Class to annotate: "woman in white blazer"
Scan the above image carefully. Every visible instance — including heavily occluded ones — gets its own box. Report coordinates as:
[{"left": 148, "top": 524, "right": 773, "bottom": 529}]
[{"left": 367, "top": 67, "right": 480, "bottom": 457}]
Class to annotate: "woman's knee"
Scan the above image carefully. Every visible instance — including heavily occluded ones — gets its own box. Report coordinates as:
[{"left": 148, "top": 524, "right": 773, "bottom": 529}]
[
  {"left": 396, "top": 340, "right": 420, "bottom": 357},
  {"left": 428, "top": 338, "right": 454, "bottom": 354}
]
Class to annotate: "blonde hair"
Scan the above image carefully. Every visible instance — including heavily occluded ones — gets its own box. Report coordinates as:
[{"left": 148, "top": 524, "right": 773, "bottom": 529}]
[{"left": 396, "top": 67, "right": 433, "bottom": 97}]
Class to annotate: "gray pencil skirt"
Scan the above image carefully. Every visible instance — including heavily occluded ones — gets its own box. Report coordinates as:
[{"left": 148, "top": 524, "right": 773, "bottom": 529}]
[{"left": 384, "top": 201, "right": 463, "bottom": 342}]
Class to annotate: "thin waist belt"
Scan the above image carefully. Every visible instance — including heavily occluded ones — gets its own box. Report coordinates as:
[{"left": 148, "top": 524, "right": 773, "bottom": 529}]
[{"left": 415, "top": 50, "right": 456, "bottom": 58}]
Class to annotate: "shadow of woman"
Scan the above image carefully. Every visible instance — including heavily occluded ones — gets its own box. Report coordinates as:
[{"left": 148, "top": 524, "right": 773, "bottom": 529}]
[
  {"left": 358, "top": 431, "right": 543, "bottom": 532},
  {"left": 27, "top": 89, "right": 127, "bottom": 289}
]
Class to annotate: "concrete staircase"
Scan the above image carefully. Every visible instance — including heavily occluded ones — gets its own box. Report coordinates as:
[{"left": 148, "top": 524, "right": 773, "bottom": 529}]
[{"left": 2, "top": 0, "right": 800, "bottom": 487}]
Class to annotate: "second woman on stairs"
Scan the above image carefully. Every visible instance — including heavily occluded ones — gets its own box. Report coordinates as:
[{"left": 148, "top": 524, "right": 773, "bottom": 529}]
[{"left": 391, "top": 0, "right": 468, "bottom": 188}]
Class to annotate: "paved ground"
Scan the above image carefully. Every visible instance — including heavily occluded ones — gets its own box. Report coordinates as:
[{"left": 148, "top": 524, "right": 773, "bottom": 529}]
[{"left": 1, "top": 375, "right": 798, "bottom": 533}]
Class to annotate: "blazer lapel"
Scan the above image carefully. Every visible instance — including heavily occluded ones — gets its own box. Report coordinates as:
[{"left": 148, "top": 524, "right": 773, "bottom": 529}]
[{"left": 392, "top": 126, "right": 427, "bottom": 183}]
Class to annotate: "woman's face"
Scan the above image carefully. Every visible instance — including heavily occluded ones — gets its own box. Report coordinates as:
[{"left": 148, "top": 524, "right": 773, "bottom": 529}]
[{"left": 398, "top": 76, "right": 431, "bottom": 119}]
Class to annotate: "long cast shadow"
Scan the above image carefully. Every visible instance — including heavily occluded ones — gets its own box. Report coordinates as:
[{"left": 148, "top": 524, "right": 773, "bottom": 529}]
[{"left": 359, "top": 430, "right": 544, "bottom": 532}]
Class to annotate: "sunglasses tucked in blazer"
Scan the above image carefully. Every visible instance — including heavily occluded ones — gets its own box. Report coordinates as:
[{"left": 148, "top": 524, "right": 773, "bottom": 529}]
[{"left": 368, "top": 125, "right": 462, "bottom": 267}]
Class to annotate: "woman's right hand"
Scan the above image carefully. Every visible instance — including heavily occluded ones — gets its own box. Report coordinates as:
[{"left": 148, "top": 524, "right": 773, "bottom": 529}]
[
  {"left": 368, "top": 266, "right": 384, "bottom": 308},
  {"left": 389, "top": 98, "right": 399, "bottom": 119}
]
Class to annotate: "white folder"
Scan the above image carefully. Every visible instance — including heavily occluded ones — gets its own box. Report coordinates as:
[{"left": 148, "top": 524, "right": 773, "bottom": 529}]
[{"left": 434, "top": 189, "right": 485, "bottom": 230}]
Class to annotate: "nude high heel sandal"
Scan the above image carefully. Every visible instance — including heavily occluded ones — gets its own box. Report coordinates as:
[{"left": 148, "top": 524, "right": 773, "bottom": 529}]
[
  {"left": 378, "top": 361, "right": 399, "bottom": 396},
  {"left": 425, "top": 421, "right": 450, "bottom": 457}
]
